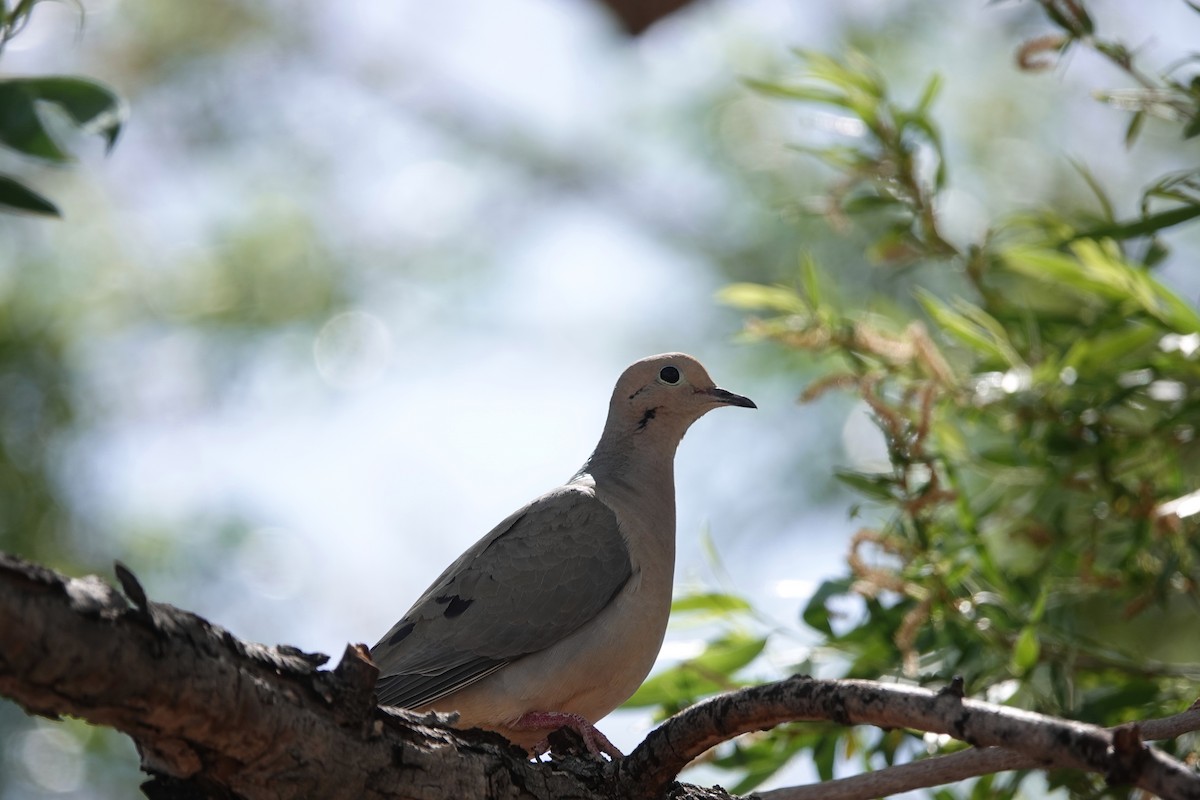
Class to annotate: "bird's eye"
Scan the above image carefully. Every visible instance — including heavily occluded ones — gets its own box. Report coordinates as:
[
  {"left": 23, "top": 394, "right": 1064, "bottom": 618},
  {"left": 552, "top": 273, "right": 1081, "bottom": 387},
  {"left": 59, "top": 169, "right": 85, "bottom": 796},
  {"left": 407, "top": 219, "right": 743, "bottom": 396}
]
[{"left": 658, "top": 366, "right": 681, "bottom": 385}]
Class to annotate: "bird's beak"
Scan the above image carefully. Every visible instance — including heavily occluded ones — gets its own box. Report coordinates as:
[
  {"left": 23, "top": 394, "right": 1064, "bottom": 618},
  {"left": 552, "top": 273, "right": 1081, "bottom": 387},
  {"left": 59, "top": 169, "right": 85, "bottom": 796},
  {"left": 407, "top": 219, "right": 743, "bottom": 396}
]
[{"left": 705, "top": 386, "right": 757, "bottom": 409}]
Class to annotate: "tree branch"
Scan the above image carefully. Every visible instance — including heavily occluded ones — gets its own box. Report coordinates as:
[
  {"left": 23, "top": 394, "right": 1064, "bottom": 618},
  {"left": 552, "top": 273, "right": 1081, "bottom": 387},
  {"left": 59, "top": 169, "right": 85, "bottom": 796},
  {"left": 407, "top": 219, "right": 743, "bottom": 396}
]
[
  {"left": 622, "top": 678, "right": 1200, "bottom": 800},
  {"left": 754, "top": 706, "right": 1200, "bottom": 800},
  {"left": 0, "top": 552, "right": 726, "bottom": 800},
  {"left": 3, "top": 551, "right": 1198, "bottom": 800}
]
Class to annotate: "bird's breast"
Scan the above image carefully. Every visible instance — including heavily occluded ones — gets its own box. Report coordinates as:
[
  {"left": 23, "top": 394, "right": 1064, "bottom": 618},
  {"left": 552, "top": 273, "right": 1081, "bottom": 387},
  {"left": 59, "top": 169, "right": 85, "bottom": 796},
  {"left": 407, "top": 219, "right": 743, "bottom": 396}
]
[{"left": 500, "top": 551, "right": 674, "bottom": 724}]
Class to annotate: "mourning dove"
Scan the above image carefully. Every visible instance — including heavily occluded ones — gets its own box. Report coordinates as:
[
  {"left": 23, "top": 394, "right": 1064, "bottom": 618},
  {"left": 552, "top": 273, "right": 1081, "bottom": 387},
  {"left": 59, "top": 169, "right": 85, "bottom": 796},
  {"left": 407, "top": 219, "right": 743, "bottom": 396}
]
[{"left": 370, "top": 353, "right": 755, "bottom": 757}]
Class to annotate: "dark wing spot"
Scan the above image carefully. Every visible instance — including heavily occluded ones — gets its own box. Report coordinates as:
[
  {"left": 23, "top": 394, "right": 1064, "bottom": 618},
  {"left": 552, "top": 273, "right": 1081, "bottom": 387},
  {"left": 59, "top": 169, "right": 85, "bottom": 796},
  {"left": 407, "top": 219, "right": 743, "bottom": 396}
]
[
  {"left": 635, "top": 407, "right": 658, "bottom": 431},
  {"left": 434, "top": 594, "right": 475, "bottom": 618},
  {"left": 385, "top": 621, "right": 415, "bottom": 646}
]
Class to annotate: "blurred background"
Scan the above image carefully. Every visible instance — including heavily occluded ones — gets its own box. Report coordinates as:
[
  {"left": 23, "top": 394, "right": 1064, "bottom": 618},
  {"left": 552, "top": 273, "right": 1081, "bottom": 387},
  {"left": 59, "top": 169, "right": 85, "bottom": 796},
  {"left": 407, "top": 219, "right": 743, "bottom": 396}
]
[{"left": 1, "top": 0, "right": 1198, "bottom": 796}]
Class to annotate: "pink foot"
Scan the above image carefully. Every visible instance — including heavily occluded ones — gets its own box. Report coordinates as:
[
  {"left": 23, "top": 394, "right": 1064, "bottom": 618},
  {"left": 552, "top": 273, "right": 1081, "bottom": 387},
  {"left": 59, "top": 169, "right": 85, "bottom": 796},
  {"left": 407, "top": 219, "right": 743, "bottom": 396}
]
[{"left": 515, "top": 711, "right": 624, "bottom": 759}]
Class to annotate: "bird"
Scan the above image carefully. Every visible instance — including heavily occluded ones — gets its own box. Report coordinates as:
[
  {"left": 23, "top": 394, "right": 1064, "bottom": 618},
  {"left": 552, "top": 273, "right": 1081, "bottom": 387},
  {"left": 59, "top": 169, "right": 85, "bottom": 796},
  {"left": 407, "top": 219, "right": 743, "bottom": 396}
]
[{"left": 369, "top": 353, "right": 755, "bottom": 758}]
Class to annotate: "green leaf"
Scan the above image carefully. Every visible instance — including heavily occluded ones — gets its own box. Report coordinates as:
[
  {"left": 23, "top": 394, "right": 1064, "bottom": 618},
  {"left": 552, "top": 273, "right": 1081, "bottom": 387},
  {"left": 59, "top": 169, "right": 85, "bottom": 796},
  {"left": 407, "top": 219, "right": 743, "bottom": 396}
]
[
  {"left": 1143, "top": 237, "right": 1170, "bottom": 268},
  {"left": 0, "top": 173, "right": 59, "bottom": 216},
  {"left": 811, "top": 730, "right": 839, "bottom": 780},
  {"left": 742, "top": 78, "right": 851, "bottom": 110},
  {"left": 793, "top": 49, "right": 882, "bottom": 99},
  {"left": 0, "top": 76, "right": 126, "bottom": 161},
  {"left": 2, "top": 0, "right": 85, "bottom": 48},
  {"left": 722, "top": 728, "right": 816, "bottom": 793},
  {"left": 1067, "top": 203, "right": 1200, "bottom": 242},
  {"left": 1183, "top": 113, "right": 1200, "bottom": 140},
  {"left": 916, "top": 289, "right": 1022, "bottom": 366},
  {"left": 0, "top": 80, "right": 70, "bottom": 161},
  {"left": 1029, "top": 588, "right": 1048, "bottom": 624},
  {"left": 1124, "top": 110, "right": 1146, "bottom": 148},
  {"left": 623, "top": 632, "right": 767, "bottom": 707},
  {"left": 1002, "top": 244, "right": 1132, "bottom": 306},
  {"left": 833, "top": 469, "right": 899, "bottom": 503},
  {"left": 671, "top": 592, "right": 752, "bottom": 614},
  {"left": 1010, "top": 625, "right": 1041, "bottom": 674},
  {"left": 915, "top": 73, "right": 942, "bottom": 116},
  {"left": 866, "top": 226, "right": 921, "bottom": 265},
  {"left": 802, "top": 577, "right": 855, "bottom": 636},
  {"left": 717, "top": 282, "right": 808, "bottom": 314},
  {"left": 1068, "top": 158, "right": 1115, "bottom": 222},
  {"left": 789, "top": 142, "right": 874, "bottom": 172},
  {"left": 20, "top": 76, "right": 126, "bottom": 151},
  {"left": 1079, "top": 679, "right": 1161, "bottom": 721},
  {"left": 905, "top": 115, "right": 948, "bottom": 188},
  {"left": 1061, "top": 322, "right": 1160, "bottom": 373},
  {"left": 799, "top": 253, "right": 822, "bottom": 309},
  {"left": 841, "top": 192, "right": 906, "bottom": 214},
  {"left": 1021, "top": 240, "right": 1200, "bottom": 332}
]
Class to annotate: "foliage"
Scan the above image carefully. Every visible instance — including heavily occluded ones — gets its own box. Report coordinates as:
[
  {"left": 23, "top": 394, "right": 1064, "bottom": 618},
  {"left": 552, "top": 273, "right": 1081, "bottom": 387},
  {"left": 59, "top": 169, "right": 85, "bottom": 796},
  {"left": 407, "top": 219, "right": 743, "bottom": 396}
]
[
  {"left": 0, "top": 0, "right": 125, "bottom": 216},
  {"left": 646, "top": 1, "right": 1200, "bottom": 796},
  {"left": 0, "top": 8, "right": 345, "bottom": 796},
  {"left": 0, "top": 0, "right": 116, "bottom": 567}
]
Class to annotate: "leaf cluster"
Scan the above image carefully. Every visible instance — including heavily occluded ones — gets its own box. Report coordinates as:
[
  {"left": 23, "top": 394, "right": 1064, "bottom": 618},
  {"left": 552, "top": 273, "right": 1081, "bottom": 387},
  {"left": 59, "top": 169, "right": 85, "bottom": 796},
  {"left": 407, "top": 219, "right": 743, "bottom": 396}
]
[
  {"left": 644, "top": 3, "right": 1200, "bottom": 795},
  {"left": 1027, "top": 0, "right": 1200, "bottom": 144},
  {"left": 0, "top": 0, "right": 125, "bottom": 216},
  {"left": 745, "top": 50, "right": 952, "bottom": 265}
]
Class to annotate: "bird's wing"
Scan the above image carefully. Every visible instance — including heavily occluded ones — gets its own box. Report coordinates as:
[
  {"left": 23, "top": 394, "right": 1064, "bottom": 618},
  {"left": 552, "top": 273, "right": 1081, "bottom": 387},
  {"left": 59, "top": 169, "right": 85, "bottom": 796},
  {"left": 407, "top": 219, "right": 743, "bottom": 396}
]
[{"left": 370, "top": 483, "right": 633, "bottom": 709}]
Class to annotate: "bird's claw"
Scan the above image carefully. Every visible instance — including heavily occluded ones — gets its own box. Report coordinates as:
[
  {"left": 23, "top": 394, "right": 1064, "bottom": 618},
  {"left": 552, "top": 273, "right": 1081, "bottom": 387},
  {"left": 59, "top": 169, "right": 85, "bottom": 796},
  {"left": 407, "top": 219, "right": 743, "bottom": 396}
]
[{"left": 516, "top": 711, "right": 624, "bottom": 760}]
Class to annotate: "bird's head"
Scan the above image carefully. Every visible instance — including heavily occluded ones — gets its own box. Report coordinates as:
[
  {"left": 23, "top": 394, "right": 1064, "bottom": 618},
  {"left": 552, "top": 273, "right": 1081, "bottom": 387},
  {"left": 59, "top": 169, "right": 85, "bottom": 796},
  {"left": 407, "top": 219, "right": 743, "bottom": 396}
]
[{"left": 608, "top": 353, "right": 756, "bottom": 440}]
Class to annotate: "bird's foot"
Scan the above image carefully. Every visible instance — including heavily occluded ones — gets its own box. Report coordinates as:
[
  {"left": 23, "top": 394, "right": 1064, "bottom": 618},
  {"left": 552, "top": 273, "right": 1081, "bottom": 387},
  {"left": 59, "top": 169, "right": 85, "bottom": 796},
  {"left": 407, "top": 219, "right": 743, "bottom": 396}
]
[{"left": 516, "top": 711, "right": 624, "bottom": 760}]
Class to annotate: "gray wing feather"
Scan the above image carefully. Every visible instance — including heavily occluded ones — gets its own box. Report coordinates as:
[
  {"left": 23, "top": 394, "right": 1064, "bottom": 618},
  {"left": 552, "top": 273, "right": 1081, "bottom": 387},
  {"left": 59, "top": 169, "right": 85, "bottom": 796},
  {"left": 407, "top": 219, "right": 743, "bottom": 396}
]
[
  {"left": 370, "top": 483, "right": 633, "bottom": 709},
  {"left": 375, "top": 659, "right": 504, "bottom": 709}
]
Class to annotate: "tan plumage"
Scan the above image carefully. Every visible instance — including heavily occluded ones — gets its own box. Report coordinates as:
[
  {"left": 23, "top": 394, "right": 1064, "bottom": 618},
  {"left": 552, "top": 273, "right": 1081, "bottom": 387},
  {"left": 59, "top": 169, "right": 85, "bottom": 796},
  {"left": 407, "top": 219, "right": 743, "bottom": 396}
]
[{"left": 370, "top": 353, "right": 755, "bottom": 755}]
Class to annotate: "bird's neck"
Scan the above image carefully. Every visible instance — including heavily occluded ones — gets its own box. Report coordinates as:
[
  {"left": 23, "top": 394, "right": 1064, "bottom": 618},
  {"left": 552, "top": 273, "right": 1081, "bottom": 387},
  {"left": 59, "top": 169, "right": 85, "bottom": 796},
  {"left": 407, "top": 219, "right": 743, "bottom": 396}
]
[
  {"left": 575, "top": 424, "right": 681, "bottom": 516},
  {"left": 583, "top": 419, "right": 686, "bottom": 482}
]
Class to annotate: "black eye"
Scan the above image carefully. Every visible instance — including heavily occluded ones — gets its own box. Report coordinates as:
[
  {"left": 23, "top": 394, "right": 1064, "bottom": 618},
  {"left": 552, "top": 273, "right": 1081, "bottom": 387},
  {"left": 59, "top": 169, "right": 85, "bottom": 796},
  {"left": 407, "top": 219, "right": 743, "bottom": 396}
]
[{"left": 659, "top": 366, "right": 681, "bottom": 385}]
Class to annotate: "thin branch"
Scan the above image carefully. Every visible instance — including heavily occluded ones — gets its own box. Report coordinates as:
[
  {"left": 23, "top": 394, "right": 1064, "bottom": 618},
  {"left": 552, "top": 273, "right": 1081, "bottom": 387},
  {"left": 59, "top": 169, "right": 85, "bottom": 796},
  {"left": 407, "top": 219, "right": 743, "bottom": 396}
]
[
  {"left": 754, "top": 707, "right": 1200, "bottom": 800},
  {"left": 619, "top": 676, "right": 1200, "bottom": 800},
  {"left": 757, "top": 747, "right": 1032, "bottom": 800}
]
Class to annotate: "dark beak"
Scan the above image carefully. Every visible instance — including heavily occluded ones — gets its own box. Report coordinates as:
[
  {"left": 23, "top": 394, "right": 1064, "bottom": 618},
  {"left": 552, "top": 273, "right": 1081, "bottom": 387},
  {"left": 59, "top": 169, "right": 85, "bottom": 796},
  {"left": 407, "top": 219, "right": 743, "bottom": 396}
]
[{"left": 706, "top": 386, "right": 757, "bottom": 409}]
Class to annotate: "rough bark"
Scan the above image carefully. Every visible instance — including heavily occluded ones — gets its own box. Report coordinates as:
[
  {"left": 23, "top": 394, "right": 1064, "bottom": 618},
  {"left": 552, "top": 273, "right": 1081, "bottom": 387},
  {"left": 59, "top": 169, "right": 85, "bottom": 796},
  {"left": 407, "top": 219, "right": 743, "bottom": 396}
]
[
  {"left": 0, "top": 553, "right": 729, "bottom": 799},
  {"left": 1, "top": 552, "right": 1198, "bottom": 800}
]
